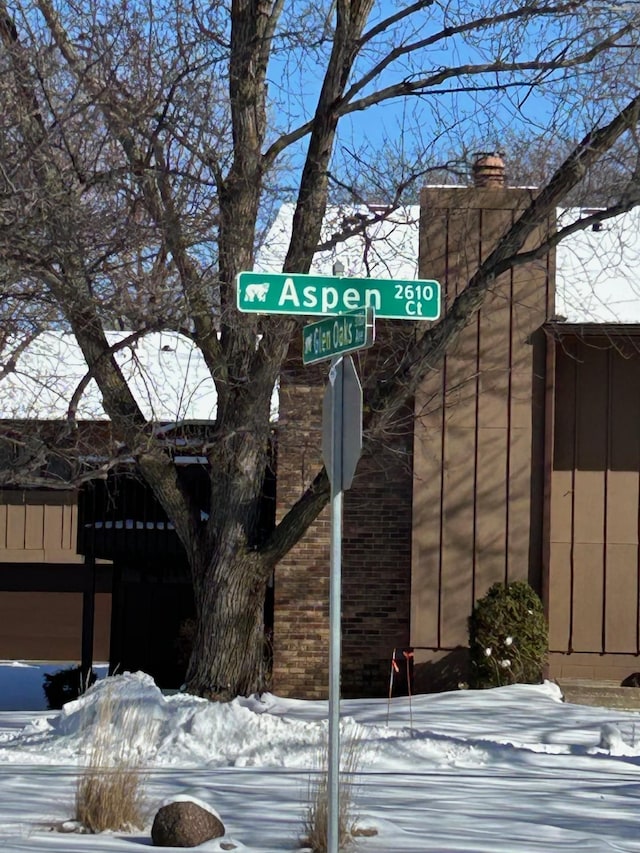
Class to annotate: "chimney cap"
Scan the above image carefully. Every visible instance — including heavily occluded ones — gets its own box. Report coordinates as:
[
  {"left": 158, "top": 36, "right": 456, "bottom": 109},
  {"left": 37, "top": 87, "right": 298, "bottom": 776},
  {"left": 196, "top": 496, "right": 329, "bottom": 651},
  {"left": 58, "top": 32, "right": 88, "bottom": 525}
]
[{"left": 472, "top": 152, "right": 506, "bottom": 188}]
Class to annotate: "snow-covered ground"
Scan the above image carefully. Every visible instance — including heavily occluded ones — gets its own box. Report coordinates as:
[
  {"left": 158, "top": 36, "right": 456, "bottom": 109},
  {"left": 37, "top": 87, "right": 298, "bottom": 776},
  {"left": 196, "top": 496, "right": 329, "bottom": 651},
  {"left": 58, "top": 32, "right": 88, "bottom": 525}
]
[{"left": 1, "top": 664, "right": 640, "bottom": 851}]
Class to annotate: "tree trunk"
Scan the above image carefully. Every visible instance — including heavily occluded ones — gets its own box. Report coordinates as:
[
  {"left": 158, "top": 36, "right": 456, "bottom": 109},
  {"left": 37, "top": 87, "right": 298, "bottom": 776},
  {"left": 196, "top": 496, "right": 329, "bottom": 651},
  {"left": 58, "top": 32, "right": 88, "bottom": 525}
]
[{"left": 185, "top": 551, "right": 269, "bottom": 700}]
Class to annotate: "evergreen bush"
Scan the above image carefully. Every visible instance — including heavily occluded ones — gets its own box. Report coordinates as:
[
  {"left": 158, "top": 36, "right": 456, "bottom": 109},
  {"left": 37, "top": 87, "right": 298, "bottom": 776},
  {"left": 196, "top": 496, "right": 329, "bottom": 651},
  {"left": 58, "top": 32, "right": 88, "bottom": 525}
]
[
  {"left": 43, "top": 666, "right": 96, "bottom": 710},
  {"left": 468, "top": 581, "right": 548, "bottom": 689}
]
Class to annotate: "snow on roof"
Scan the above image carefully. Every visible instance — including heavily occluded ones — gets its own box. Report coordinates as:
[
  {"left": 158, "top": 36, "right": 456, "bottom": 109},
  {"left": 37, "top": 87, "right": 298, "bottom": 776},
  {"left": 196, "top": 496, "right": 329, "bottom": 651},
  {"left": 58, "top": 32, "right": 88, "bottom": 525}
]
[
  {"left": 5, "top": 201, "right": 640, "bottom": 423},
  {"left": 261, "top": 201, "right": 640, "bottom": 324},
  {"left": 1, "top": 205, "right": 420, "bottom": 423},
  {"left": 0, "top": 331, "right": 218, "bottom": 422},
  {"left": 555, "top": 207, "right": 640, "bottom": 323},
  {"left": 257, "top": 203, "right": 420, "bottom": 280}
]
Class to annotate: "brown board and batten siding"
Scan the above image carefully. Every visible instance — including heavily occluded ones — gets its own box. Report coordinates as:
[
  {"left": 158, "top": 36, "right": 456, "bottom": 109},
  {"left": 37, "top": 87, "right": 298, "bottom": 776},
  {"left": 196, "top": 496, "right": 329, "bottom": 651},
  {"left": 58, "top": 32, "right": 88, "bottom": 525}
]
[
  {"left": 0, "top": 489, "right": 111, "bottom": 661},
  {"left": 548, "top": 328, "right": 640, "bottom": 682},
  {"left": 0, "top": 489, "right": 80, "bottom": 563},
  {"left": 411, "top": 186, "right": 553, "bottom": 689}
]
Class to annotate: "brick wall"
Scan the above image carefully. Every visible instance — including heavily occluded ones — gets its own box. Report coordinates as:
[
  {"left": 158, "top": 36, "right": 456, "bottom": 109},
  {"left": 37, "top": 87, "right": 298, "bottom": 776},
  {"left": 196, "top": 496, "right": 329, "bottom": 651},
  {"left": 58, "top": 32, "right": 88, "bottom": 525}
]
[
  {"left": 341, "top": 424, "right": 413, "bottom": 698},
  {"left": 273, "top": 380, "right": 330, "bottom": 698},
  {"left": 273, "top": 370, "right": 413, "bottom": 699}
]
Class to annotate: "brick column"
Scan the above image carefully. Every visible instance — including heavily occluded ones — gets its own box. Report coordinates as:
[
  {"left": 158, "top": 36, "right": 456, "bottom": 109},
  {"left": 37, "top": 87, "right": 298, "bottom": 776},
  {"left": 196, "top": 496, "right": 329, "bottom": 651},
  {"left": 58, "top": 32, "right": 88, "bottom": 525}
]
[
  {"left": 273, "top": 379, "right": 330, "bottom": 698},
  {"left": 274, "top": 358, "right": 414, "bottom": 699},
  {"left": 341, "top": 419, "right": 413, "bottom": 698}
]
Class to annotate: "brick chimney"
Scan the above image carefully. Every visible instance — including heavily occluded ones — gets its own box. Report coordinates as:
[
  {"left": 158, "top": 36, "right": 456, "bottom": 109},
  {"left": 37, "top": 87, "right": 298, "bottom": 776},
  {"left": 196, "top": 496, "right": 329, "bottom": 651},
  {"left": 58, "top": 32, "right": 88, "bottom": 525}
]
[{"left": 472, "top": 152, "right": 505, "bottom": 188}]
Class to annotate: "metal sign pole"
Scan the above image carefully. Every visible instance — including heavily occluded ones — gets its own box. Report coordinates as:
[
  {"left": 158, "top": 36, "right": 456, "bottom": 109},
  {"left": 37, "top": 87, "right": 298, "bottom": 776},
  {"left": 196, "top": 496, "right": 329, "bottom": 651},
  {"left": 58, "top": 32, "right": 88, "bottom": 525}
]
[
  {"left": 327, "top": 355, "right": 343, "bottom": 853},
  {"left": 321, "top": 353, "right": 363, "bottom": 853}
]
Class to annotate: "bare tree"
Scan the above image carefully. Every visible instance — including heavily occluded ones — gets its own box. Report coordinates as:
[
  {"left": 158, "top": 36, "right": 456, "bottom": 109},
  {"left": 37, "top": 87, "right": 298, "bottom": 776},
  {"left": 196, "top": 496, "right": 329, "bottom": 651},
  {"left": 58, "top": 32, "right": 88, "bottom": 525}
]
[{"left": 1, "top": 0, "right": 640, "bottom": 697}]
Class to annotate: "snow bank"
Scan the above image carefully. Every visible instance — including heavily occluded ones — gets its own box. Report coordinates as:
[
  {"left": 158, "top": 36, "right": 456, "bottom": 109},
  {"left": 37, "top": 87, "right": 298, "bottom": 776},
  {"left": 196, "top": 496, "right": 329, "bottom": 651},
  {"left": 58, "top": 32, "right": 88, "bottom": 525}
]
[
  {"left": 1, "top": 672, "right": 635, "bottom": 776},
  {"left": 0, "top": 672, "right": 376, "bottom": 768},
  {"left": 3, "top": 671, "right": 640, "bottom": 852}
]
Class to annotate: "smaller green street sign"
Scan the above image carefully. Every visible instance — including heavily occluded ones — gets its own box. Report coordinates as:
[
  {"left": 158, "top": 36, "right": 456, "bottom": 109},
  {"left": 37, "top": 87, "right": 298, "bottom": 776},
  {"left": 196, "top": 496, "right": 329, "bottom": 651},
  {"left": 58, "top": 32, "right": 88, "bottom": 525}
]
[{"left": 303, "top": 307, "right": 375, "bottom": 365}]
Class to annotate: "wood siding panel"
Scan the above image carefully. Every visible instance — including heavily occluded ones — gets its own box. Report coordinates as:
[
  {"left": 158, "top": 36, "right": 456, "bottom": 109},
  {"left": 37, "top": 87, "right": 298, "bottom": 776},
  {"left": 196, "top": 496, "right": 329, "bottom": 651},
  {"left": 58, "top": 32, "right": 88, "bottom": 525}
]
[
  {"left": 444, "top": 327, "right": 480, "bottom": 429},
  {"left": 61, "top": 505, "right": 76, "bottom": 552},
  {"left": 477, "top": 370, "right": 509, "bottom": 429},
  {"left": 0, "top": 591, "right": 81, "bottom": 657},
  {"left": 0, "top": 505, "right": 6, "bottom": 549},
  {"left": 440, "top": 426, "right": 476, "bottom": 648},
  {"left": 609, "top": 340, "right": 640, "bottom": 472},
  {"left": 6, "top": 505, "right": 25, "bottom": 550},
  {"left": 571, "top": 542, "right": 604, "bottom": 651},
  {"left": 24, "top": 504, "right": 44, "bottom": 550},
  {"left": 43, "top": 505, "right": 65, "bottom": 552},
  {"left": 605, "top": 543, "right": 638, "bottom": 653},
  {"left": 0, "top": 589, "right": 109, "bottom": 661},
  {"left": 549, "top": 336, "right": 640, "bottom": 664},
  {"left": 413, "top": 187, "right": 549, "bottom": 679},
  {"left": 549, "top": 469, "right": 573, "bottom": 544},
  {"left": 475, "top": 426, "right": 508, "bottom": 593},
  {"left": 575, "top": 344, "right": 608, "bottom": 471},
  {"left": 411, "top": 390, "right": 444, "bottom": 648},
  {"left": 548, "top": 650, "right": 640, "bottom": 682},
  {"left": 606, "top": 472, "right": 639, "bottom": 544},
  {"left": 552, "top": 339, "right": 577, "bottom": 472},
  {"left": 548, "top": 542, "right": 571, "bottom": 651},
  {"left": 572, "top": 470, "right": 605, "bottom": 544},
  {"left": 0, "top": 492, "right": 82, "bottom": 563},
  {"left": 507, "top": 427, "right": 533, "bottom": 576},
  {"left": 509, "top": 372, "right": 536, "bottom": 431}
]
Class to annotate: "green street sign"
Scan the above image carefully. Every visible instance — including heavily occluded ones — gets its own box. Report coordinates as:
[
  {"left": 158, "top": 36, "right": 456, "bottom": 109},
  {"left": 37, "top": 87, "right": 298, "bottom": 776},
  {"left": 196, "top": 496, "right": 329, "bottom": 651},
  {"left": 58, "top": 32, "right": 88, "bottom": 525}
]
[
  {"left": 303, "top": 307, "right": 375, "bottom": 365},
  {"left": 236, "top": 271, "right": 440, "bottom": 320}
]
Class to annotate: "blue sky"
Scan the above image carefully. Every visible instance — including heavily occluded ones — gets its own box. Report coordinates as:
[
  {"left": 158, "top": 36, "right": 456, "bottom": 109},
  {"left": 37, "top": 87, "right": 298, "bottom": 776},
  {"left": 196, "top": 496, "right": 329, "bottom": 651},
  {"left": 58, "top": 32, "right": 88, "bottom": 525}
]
[
  {"left": 265, "top": 0, "right": 640, "bottom": 206},
  {"left": 264, "top": 0, "right": 584, "bottom": 199}
]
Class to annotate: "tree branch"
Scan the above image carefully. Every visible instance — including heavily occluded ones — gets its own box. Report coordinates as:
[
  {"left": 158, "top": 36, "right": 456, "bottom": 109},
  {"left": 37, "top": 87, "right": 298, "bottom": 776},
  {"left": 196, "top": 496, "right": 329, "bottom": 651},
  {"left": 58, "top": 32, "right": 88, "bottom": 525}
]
[
  {"left": 35, "top": 0, "right": 223, "bottom": 375},
  {"left": 357, "top": 0, "right": 436, "bottom": 48},
  {"left": 365, "top": 91, "right": 640, "bottom": 433},
  {"left": 345, "top": 0, "right": 593, "bottom": 106},
  {"left": 2, "top": 2, "right": 202, "bottom": 552},
  {"left": 283, "top": 0, "right": 375, "bottom": 273},
  {"left": 258, "top": 467, "right": 330, "bottom": 567},
  {"left": 339, "top": 22, "right": 635, "bottom": 115},
  {"left": 262, "top": 91, "right": 640, "bottom": 562}
]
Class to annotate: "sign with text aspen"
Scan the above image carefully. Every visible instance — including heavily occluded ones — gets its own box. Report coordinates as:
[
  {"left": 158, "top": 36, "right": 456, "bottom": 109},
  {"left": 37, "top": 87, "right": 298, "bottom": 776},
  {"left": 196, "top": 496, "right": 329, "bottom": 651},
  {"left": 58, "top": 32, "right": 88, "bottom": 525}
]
[{"left": 236, "top": 271, "right": 440, "bottom": 320}]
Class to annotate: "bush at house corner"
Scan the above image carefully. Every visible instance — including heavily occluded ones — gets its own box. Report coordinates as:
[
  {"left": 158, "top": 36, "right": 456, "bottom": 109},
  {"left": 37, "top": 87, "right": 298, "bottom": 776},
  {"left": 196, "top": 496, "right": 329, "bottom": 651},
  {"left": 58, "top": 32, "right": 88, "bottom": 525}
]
[
  {"left": 468, "top": 581, "right": 548, "bottom": 689},
  {"left": 43, "top": 666, "right": 97, "bottom": 710}
]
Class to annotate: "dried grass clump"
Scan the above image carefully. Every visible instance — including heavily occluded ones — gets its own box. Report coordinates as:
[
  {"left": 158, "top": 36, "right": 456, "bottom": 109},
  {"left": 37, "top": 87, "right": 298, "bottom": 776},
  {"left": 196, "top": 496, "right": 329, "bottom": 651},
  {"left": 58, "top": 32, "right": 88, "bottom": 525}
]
[
  {"left": 75, "top": 690, "right": 147, "bottom": 833},
  {"left": 301, "top": 733, "right": 364, "bottom": 853}
]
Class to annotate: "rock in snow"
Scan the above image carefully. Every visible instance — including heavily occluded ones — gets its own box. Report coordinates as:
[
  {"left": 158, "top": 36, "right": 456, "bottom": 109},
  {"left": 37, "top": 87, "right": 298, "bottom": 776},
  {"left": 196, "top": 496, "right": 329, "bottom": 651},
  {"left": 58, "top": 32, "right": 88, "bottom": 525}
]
[{"left": 151, "top": 799, "right": 225, "bottom": 847}]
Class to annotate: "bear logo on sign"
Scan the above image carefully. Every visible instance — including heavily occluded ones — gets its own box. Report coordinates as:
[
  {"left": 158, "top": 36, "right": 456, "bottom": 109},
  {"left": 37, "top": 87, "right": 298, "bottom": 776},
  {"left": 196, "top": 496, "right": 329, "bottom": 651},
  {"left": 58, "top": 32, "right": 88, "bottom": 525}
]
[{"left": 245, "top": 282, "right": 270, "bottom": 302}]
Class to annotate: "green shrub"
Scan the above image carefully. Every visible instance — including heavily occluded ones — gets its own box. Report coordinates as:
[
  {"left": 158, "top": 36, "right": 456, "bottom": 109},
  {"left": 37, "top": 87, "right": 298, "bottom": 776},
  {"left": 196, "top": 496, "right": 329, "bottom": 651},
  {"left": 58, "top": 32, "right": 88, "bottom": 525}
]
[
  {"left": 468, "top": 581, "right": 548, "bottom": 689},
  {"left": 43, "top": 666, "right": 97, "bottom": 710}
]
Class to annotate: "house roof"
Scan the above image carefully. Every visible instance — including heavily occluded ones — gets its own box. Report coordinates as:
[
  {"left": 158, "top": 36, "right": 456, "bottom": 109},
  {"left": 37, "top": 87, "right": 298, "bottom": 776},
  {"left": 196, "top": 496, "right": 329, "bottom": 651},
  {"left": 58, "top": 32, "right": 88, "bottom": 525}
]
[
  {"left": 257, "top": 203, "right": 420, "bottom": 281},
  {"left": 261, "top": 201, "right": 640, "bottom": 325},
  {"left": 555, "top": 207, "right": 640, "bottom": 323},
  {"left": 1, "top": 205, "right": 421, "bottom": 422},
  {"left": 3, "top": 199, "right": 639, "bottom": 421},
  {"left": 0, "top": 331, "right": 218, "bottom": 422}
]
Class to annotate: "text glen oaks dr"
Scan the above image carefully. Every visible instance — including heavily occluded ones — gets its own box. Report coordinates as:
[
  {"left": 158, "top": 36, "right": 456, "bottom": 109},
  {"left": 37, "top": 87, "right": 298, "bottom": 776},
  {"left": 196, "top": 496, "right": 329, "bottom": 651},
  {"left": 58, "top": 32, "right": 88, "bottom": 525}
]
[{"left": 236, "top": 271, "right": 440, "bottom": 320}]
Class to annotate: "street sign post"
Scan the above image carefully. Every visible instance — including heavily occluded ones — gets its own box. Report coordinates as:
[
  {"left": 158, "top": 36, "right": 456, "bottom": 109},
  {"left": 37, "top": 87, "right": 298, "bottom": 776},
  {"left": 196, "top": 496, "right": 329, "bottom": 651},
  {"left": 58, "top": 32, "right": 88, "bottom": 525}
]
[
  {"left": 303, "top": 306, "right": 374, "bottom": 365},
  {"left": 238, "top": 261, "right": 441, "bottom": 853},
  {"left": 322, "top": 354, "right": 362, "bottom": 853},
  {"left": 237, "top": 270, "right": 440, "bottom": 320}
]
